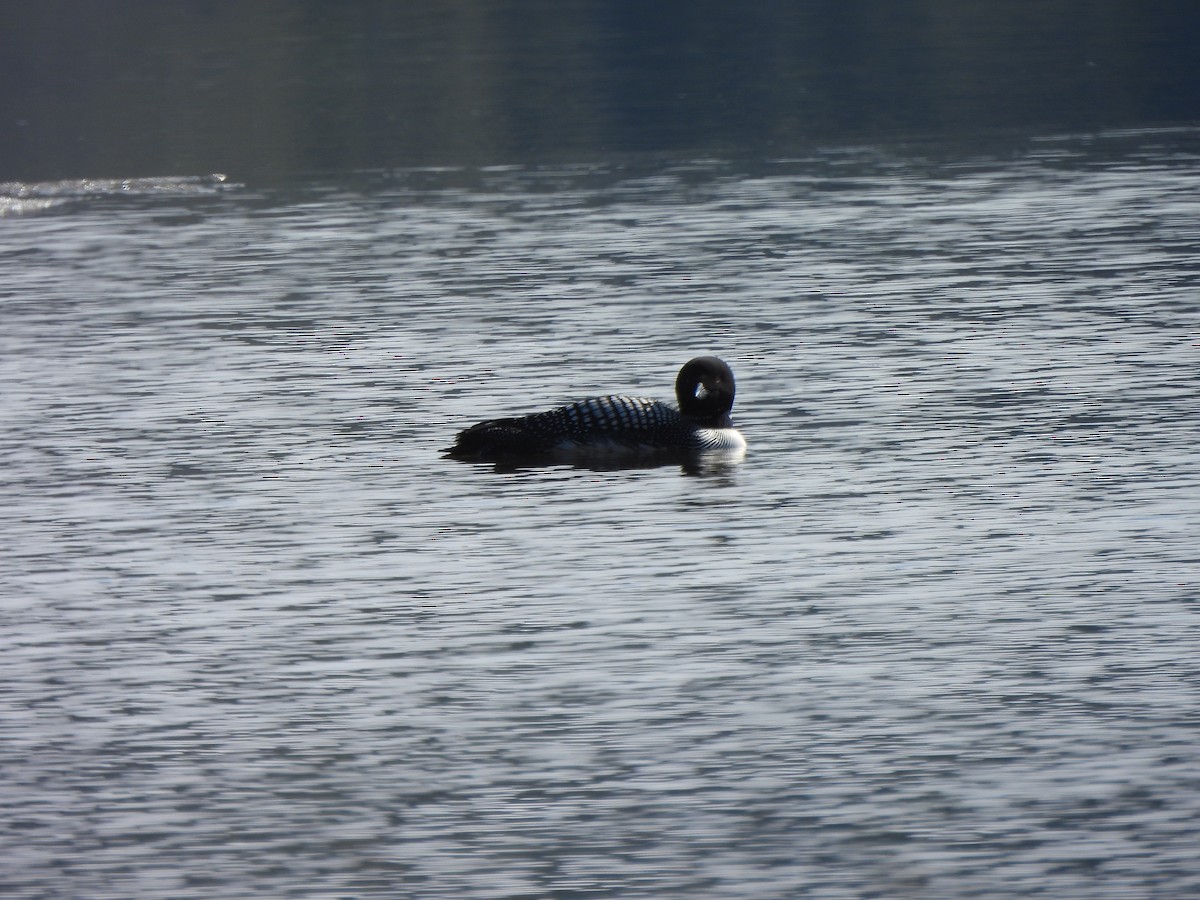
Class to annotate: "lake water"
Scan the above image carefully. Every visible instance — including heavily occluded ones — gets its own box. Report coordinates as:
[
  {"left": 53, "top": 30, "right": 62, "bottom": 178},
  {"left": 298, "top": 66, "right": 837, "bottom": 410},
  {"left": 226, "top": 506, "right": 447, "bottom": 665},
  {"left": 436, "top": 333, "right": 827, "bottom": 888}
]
[{"left": 3, "top": 130, "right": 1199, "bottom": 898}]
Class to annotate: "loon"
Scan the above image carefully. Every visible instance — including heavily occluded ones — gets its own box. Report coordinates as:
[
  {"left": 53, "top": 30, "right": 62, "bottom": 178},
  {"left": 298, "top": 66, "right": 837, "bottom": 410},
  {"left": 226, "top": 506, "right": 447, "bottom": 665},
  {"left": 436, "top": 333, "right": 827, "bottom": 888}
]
[{"left": 445, "top": 356, "right": 747, "bottom": 462}]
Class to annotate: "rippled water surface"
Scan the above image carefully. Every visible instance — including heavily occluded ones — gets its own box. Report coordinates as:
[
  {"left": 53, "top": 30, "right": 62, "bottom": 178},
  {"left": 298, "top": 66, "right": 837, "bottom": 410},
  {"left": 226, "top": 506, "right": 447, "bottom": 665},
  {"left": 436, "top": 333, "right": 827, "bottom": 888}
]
[{"left": 3, "top": 132, "right": 1200, "bottom": 898}]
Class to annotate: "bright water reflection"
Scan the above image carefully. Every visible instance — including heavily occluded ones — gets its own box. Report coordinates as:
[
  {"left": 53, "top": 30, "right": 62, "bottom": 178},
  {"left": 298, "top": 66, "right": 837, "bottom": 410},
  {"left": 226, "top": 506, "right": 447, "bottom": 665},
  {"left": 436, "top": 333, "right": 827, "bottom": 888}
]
[{"left": 2, "top": 131, "right": 1199, "bottom": 898}]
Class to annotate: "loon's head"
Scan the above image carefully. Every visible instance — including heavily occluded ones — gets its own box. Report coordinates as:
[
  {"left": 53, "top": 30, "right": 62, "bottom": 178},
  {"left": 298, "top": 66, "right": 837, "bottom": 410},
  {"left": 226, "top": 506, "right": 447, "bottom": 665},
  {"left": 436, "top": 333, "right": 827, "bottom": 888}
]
[{"left": 676, "top": 356, "right": 737, "bottom": 426}]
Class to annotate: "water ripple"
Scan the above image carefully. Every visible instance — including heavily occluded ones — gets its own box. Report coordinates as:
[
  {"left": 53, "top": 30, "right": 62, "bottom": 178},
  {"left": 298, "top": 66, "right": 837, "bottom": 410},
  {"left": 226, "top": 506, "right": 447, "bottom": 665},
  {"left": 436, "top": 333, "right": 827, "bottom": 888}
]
[{"left": 2, "top": 133, "right": 1199, "bottom": 898}]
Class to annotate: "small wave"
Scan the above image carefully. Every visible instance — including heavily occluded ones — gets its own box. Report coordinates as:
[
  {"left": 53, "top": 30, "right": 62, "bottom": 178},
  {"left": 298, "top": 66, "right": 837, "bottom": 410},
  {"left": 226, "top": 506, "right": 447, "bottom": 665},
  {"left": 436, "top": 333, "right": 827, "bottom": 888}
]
[{"left": 0, "top": 174, "right": 232, "bottom": 216}]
